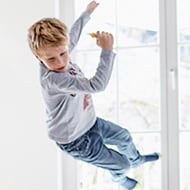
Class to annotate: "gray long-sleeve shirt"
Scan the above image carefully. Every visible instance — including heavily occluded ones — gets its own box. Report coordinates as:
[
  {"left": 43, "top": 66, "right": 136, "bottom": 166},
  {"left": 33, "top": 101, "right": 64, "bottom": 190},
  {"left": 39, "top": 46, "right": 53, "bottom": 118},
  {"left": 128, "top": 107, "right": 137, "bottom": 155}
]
[{"left": 40, "top": 12, "right": 116, "bottom": 144}]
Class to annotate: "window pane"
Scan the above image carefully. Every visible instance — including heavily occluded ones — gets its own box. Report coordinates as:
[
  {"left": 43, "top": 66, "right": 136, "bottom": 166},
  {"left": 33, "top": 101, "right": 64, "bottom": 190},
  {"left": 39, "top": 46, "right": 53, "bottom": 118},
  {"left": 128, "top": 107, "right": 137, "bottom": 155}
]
[
  {"left": 75, "top": 0, "right": 116, "bottom": 50},
  {"left": 124, "top": 133, "right": 161, "bottom": 190},
  {"left": 177, "top": 0, "right": 190, "bottom": 189},
  {"left": 118, "top": 48, "right": 160, "bottom": 132},
  {"left": 177, "top": 0, "right": 190, "bottom": 42},
  {"left": 117, "top": 0, "right": 159, "bottom": 47},
  {"left": 77, "top": 161, "right": 118, "bottom": 190},
  {"left": 178, "top": 45, "right": 190, "bottom": 130},
  {"left": 180, "top": 132, "right": 190, "bottom": 190}
]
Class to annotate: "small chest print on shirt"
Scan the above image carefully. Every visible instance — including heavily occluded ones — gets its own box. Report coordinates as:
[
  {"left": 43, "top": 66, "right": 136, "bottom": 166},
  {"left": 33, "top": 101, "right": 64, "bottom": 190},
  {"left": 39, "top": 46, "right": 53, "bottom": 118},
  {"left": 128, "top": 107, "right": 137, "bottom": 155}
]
[
  {"left": 69, "top": 67, "right": 90, "bottom": 110},
  {"left": 83, "top": 94, "right": 91, "bottom": 110},
  {"left": 69, "top": 67, "right": 77, "bottom": 97}
]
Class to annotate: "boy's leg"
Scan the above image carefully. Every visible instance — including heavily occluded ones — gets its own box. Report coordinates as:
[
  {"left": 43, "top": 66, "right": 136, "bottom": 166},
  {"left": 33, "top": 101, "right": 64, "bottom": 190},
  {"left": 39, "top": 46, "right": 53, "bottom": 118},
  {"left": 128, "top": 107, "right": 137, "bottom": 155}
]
[
  {"left": 83, "top": 143, "right": 138, "bottom": 190},
  {"left": 96, "top": 117, "right": 159, "bottom": 168},
  {"left": 56, "top": 123, "right": 138, "bottom": 190}
]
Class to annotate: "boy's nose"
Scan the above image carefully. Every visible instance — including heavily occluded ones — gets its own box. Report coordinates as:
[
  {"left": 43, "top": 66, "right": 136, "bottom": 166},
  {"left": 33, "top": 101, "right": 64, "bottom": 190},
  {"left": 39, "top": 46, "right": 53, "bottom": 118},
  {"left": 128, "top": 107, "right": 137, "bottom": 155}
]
[{"left": 57, "top": 57, "right": 65, "bottom": 65}]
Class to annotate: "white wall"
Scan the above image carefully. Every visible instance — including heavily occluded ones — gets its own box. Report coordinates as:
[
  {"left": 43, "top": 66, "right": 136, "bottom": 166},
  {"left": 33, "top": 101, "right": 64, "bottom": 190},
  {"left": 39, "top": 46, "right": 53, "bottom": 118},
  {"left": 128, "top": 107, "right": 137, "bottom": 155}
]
[{"left": 0, "top": 0, "right": 57, "bottom": 190}]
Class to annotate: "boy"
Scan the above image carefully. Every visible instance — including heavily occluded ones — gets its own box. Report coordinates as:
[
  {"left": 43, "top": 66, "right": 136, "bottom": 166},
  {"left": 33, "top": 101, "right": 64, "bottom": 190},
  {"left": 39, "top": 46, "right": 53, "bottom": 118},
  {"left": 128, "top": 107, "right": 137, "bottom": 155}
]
[{"left": 27, "top": 1, "right": 160, "bottom": 190}]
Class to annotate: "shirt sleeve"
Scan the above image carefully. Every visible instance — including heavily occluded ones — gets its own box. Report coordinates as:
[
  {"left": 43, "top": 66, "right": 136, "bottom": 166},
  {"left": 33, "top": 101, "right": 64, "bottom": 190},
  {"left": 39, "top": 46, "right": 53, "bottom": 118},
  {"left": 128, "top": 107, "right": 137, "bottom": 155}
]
[
  {"left": 68, "top": 11, "right": 91, "bottom": 53},
  {"left": 51, "top": 50, "right": 116, "bottom": 94}
]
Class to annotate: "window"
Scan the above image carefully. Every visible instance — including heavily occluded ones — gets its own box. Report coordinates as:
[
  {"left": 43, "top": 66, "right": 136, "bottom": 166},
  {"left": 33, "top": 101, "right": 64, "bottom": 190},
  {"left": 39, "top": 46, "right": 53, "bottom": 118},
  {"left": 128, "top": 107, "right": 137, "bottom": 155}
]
[
  {"left": 74, "top": 0, "right": 161, "bottom": 190},
  {"left": 58, "top": 0, "right": 190, "bottom": 190}
]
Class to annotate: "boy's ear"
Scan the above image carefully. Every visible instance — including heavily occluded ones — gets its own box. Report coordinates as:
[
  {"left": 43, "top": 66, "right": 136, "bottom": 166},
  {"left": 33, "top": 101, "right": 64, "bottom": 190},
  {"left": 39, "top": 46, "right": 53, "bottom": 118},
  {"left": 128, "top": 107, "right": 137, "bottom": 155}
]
[
  {"left": 35, "top": 55, "right": 41, "bottom": 61},
  {"left": 35, "top": 55, "right": 39, "bottom": 59}
]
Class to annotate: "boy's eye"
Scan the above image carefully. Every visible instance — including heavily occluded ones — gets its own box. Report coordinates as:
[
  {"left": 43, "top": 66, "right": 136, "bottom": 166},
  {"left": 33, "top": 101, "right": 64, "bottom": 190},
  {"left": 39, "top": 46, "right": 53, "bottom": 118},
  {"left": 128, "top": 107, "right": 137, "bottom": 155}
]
[
  {"left": 48, "top": 57, "right": 55, "bottom": 62},
  {"left": 60, "top": 52, "right": 65, "bottom": 56}
]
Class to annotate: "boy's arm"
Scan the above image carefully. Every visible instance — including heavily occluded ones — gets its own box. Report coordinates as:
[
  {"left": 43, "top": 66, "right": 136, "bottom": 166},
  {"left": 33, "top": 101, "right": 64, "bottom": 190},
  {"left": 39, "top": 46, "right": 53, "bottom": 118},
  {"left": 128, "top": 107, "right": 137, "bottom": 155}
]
[
  {"left": 52, "top": 32, "right": 115, "bottom": 94},
  {"left": 52, "top": 49, "right": 116, "bottom": 94},
  {"left": 68, "top": 12, "right": 90, "bottom": 53},
  {"left": 69, "top": 1, "right": 99, "bottom": 53}
]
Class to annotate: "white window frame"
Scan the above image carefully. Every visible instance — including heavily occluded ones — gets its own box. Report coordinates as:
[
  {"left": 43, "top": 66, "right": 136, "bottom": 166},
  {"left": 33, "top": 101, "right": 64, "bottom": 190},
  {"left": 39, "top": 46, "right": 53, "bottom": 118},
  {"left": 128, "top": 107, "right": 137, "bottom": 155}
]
[
  {"left": 55, "top": 0, "right": 181, "bottom": 190},
  {"left": 160, "top": 0, "right": 179, "bottom": 189}
]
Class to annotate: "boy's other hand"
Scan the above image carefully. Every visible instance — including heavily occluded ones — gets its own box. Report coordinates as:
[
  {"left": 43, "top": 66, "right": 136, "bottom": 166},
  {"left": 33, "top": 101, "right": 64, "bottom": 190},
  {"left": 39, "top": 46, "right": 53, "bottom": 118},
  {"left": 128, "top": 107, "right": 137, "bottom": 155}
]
[
  {"left": 96, "top": 31, "right": 114, "bottom": 50},
  {"left": 86, "top": 1, "right": 99, "bottom": 14}
]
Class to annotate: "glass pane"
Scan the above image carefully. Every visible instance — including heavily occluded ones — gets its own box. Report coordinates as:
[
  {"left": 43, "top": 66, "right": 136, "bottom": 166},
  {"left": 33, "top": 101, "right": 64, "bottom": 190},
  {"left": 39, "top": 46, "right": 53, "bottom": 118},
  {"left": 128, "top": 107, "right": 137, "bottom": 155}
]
[
  {"left": 123, "top": 133, "right": 161, "bottom": 190},
  {"left": 177, "top": 1, "right": 190, "bottom": 189},
  {"left": 77, "top": 161, "right": 118, "bottom": 190},
  {"left": 75, "top": 0, "right": 116, "bottom": 50},
  {"left": 177, "top": 0, "right": 190, "bottom": 42},
  {"left": 178, "top": 45, "right": 190, "bottom": 130},
  {"left": 118, "top": 48, "right": 160, "bottom": 132},
  {"left": 180, "top": 132, "right": 190, "bottom": 190},
  {"left": 117, "top": 0, "right": 159, "bottom": 47}
]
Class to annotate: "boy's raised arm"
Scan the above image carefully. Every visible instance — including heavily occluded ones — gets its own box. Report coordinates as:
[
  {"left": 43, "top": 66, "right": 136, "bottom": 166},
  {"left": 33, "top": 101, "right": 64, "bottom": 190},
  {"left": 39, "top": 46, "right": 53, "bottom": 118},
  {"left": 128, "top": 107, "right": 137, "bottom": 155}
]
[
  {"left": 69, "top": 1, "right": 99, "bottom": 53},
  {"left": 86, "top": 0, "right": 99, "bottom": 14}
]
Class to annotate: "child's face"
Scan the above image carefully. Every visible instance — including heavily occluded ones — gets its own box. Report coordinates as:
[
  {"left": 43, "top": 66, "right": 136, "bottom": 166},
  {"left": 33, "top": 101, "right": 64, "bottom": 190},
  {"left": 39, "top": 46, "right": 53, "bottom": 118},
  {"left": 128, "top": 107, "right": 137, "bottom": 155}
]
[{"left": 37, "top": 44, "right": 69, "bottom": 73}]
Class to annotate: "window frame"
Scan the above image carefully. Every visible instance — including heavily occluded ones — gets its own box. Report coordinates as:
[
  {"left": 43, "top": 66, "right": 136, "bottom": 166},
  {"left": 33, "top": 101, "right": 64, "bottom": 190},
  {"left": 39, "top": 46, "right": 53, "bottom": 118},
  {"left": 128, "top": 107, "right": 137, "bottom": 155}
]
[{"left": 56, "top": 0, "right": 181, "bottom": 190}]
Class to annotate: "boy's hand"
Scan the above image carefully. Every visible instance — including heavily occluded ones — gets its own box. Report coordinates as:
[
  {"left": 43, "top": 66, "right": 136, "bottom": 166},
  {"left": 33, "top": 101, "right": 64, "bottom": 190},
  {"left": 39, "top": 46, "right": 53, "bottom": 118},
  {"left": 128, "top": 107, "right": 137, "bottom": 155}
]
[
  {"left": 96, "top": 31, "right": 114, "bottom": 50},
  {"left": 86, "top": 1, "right": 99, "bottom": 14}
]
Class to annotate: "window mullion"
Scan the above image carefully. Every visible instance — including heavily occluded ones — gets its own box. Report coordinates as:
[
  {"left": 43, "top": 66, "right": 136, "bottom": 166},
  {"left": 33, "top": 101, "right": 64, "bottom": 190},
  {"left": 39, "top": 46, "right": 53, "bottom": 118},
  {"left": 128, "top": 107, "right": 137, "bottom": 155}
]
[
  {"left": 160, "top": 0, "right": 180, "bottom": 190},
  {"left": 159, "top": 0, "right": 169, "bottom": 189}
]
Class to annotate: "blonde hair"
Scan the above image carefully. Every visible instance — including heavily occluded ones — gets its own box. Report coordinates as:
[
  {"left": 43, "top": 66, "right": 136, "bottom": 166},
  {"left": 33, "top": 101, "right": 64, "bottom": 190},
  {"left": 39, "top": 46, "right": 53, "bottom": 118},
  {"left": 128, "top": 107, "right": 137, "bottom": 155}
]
[{"left": 27, "top": 17, "right": 68, "bottom": 56}]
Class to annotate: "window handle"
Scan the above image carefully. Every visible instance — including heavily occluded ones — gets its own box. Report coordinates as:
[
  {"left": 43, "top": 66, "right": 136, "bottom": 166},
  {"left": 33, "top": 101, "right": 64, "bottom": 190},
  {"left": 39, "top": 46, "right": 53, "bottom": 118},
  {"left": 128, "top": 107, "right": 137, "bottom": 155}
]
[{"left": 170, "top": 68, "right": 176, "bottom": 90}]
